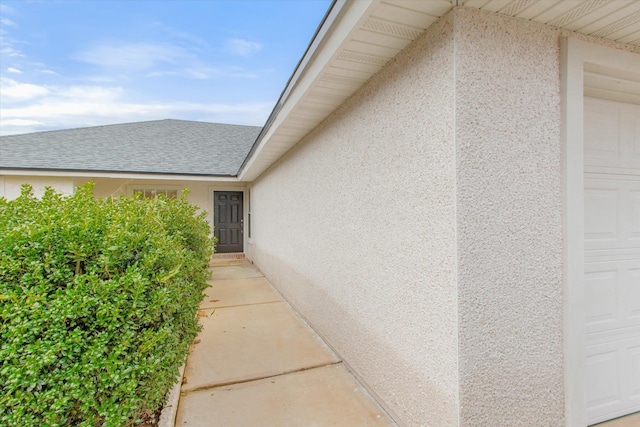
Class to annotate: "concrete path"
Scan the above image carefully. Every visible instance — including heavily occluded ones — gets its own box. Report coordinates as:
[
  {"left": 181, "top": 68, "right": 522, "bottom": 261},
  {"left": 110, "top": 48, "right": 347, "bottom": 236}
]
[{"left": 175, "top": 260, "right": 394, "bottom": 426}]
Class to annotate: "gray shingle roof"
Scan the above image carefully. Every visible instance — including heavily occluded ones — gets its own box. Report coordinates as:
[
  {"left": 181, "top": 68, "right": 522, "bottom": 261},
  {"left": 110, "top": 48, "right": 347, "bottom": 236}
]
[{"left": 0, "top": 119, "right": 261, "bottom": 176}]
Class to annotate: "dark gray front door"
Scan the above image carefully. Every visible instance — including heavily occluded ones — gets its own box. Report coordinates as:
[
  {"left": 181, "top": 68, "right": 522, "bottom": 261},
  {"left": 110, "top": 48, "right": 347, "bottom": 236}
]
[{"left": 214, "top": 191, "right": 243, "bottom": 253}]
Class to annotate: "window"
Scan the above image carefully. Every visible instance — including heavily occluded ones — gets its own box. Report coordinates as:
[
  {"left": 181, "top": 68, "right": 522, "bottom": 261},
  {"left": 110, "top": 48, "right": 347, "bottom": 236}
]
[{"left": 133, "top": 189, "right": 178, "bottom": 199}]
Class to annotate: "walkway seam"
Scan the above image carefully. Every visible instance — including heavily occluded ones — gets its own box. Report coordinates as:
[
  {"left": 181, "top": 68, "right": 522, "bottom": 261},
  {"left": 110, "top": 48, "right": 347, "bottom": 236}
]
[
  {"left": 200, "top": 299, "right": 283, "bottom": 311},
  {"left": 181, "top": 361, "right": 342, "bottom": 394}
]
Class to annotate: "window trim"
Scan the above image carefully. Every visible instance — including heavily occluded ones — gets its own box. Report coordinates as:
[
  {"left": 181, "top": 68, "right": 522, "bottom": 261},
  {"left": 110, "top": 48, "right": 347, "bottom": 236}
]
[{"left": 127, "top": 184, "right": 182, "bottom": 199}]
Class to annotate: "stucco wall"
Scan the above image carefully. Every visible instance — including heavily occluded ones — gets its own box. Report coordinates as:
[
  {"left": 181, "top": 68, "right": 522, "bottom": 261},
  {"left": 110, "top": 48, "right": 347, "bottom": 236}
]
[
  {"left": 87, "top": 177, "right": 225, "bottom": 229},
  {"left": 248, "top": 7, "right": 571, "bottom": 425},
  {"left": 1, "top": 175, "right": 244, "bottom": 233},
  {"left": 452, "top": 8, "right": 565, "bottom": 426},
  {"left": 1, "top": 176, "right": 75, "bottom": 199},
  {"left": 89, "top": 177, "right": 246, "bottom": 232},
  {"left": 249, "top": 14, "right": 459, "bottom": 426}
]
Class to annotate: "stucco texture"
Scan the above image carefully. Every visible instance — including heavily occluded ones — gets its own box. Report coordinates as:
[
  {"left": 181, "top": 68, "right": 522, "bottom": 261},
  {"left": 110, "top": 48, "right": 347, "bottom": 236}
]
[
  {"left": 250, "top": 13, "right": 459, "bottom": 427},
  {"left": 2, "top": 176, "right": 75, "bottom": 199},
  {"left": 245, "top": 6, "right": 637, "bottom": 427},
  {"left": 88, "top": 178, "right": 244, "bottom": 230},
  {"left": 453, "top": 8, "right": 564, "bottom": 427},
  {"left": 0, "top": 175, "right": 243, "bottom": 231}
]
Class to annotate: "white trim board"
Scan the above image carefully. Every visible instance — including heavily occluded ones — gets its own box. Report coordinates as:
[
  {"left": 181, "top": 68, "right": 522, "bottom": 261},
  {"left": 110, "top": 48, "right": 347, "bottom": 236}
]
[{"left": 561, "top": 37, "right": 640, "bottom": 427}]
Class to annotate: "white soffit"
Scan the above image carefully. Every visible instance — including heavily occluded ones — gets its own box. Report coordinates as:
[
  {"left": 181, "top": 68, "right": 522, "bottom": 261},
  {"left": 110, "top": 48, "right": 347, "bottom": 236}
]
[
  {"left": 466, "top": 0, "right": 640, "bottom": 44},
  {"left": 239, "top": 0, "right": 640, "bottom": 182},
  {"left": 238, "top": 0, "right": 448, "bottom": 181}
]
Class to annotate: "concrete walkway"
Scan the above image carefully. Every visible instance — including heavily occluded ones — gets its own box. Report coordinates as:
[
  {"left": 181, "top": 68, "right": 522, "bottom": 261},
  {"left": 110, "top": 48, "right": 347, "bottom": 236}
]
[{"left": 174, "top": 260, "right": 395, "bottom": 426}]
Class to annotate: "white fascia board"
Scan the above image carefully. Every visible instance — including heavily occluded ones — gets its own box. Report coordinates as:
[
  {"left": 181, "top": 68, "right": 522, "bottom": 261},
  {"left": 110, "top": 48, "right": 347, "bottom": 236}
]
[
  {"left": 238, "top": 0, "right": 377, "bottom": 182},
  {"left": 0, "top": 169, "right": 239, "bottom": 182}
]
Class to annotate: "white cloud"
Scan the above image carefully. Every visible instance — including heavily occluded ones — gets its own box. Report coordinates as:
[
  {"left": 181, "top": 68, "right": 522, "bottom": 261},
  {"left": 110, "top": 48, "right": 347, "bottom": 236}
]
[
  {"left": 151, "top": 22, "right": 209, "bottom": 48},
  {"left": 0, "top": 44, "right": 24, "bottom": 58},
  {"left": 0, "top": 78, "right": 125, "bottom": 106},
  {"left": 143, "top": 65, "right": 259, "bottom": 80},
  {"left": 7, "top": 67, "right": 21, "bottom": 73},
  {"left": 63, "top": 85, "right": 123, "bottom": 101},
  {"left": 1, "top": 17, "right": 16, "bottom": 27},
  {"left": 1, "top": 100, "right": 272, "bottom": 135},
  {"left": 187, "top": 65, "right": 259, "bottom": 79},
  {"left": 75, "top": 42, "right": 187, "bottom": 71},
  {"left": 72, "top": 38, "right": 267, "bottom": 82},
  {"left": 3, "top": 119, "right": 43, "bottom": 126},
  {"left": 0, "top": 118, "right": 46, "bottom": 135},
  {"left": 0, "top": 77, "right": 49, "bottom": 101},
  {"left": 0, "top": 21, "right": 27, "bottom": 64},
  {"left": 224, "top": 38, "right": 262, "bottom": 56},
  {"left": 0, "top": 77, "right": 271, "bottom": 135}
]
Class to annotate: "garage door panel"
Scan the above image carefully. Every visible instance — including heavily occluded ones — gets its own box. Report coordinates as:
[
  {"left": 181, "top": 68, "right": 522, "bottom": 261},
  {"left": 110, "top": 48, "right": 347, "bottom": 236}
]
[
  {"left": 585, "top": 97, "right": 640, "bottom": 172},
  {"left": 631, "top": 268, "right": 640, "bottom": 321},
  {"left": 632, "top": 345, "right": 640, "bottom": 399},
  {"left": 632, "top": 191, "right": 640, "bottom": 239},
  {"left": 632, "top": 108, "right": 640, "bottom": 158},
  {"left": 586, "top": 335, "right": 640, "bottom": 424},
  {"left": 585, "top": 97, "right": 640, "bottom": 424},
  {"left": 585, "top": 176, "right": 640, "bottom": 251},
  {"left": 585, "top": 349, "right": 620, "bottom": 412},
  {"left": 622, "top": 109, "right": 640, "bottom": 164},
  {"left": 586, "top": 259, "right": 640, "bottom": 331},
  {"left": 585, "top": 104, "right": 620, "bottom": 167},
  {"left": 585, "top": 188, "right": 618, "bottom": 242},
  {"left": 585, "top": 266, "right": 618, "bottom": 330}
]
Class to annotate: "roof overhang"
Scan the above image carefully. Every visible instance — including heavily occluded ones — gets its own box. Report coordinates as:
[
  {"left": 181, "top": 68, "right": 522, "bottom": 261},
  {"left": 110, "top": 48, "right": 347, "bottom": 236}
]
[
  {"left": 0, "top": 169, "right": 239, "bottom": 182},
  {"left": 238, "top": 0, "right": 640, "bottom": 182}
]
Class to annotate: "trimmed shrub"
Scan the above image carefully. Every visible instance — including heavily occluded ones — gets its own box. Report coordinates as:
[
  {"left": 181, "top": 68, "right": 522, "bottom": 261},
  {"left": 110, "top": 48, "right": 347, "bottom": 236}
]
[{"left": 0, "top": 183, "right": 214, "bottom": 426}]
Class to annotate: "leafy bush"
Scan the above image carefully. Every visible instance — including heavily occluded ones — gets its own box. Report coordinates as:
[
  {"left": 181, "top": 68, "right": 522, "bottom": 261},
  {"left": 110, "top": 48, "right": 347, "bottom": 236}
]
[{"left": 0, "top": 183, "right": 214, "bottom": 426}]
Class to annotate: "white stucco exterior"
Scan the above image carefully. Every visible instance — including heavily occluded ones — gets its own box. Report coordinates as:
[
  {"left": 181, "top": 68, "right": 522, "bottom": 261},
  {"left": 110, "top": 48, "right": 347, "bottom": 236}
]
[
  {"left": 1, "top": 176, "right": 75, "bottom": 200},
  {"left": 248, "top": 7, "right": 639, "bottom": 427},
  {"left": 0, "top": 174, "right": 246, "bottom": 234},
  {"left": 3, "top": 4, "right": 639, "bottom": 426},
  {"left": 88, "top": 177, "right": 246, "bottom": 231},
  {"left": 453, "top": 8, "right": 565, "bottom": 426},
  {"left": 250, "top": 12, "right": 458, "bottom": 425}
]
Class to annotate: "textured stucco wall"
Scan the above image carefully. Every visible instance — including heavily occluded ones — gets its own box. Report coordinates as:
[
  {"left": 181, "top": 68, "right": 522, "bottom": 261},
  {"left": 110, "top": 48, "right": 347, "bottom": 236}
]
[
  {"left": 1, "top": 176, "right": 74, "bottom": 199},
  {"left": 88, "top": 177, "right": 211, "bottom": 216},
  {"left": 249, "top": 14, "right": 459, "bottom": 427},
  {"left": 248, "top": 6, "right": 638, "bottom": 427},
  {"left": 88, "top": 177, "right": 245, "bottom": 230},
  {"left": 453, "top": 8, "right": 565, "bottom": 426},
  {"left": 0, "top": 175, "right": 242, "bottom": 232}
]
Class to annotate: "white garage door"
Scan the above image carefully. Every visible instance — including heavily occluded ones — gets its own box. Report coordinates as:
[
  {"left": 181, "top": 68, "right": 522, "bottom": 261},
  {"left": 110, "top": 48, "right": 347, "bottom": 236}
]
[{"left": 584, "top": 97, "right": 640, "bottom": 425}]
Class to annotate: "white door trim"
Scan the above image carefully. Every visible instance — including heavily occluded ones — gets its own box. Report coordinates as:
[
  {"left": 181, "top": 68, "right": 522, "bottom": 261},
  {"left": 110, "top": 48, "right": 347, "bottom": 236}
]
[{"left": 562, "top": 38, "right": 640, "bottom": 427}]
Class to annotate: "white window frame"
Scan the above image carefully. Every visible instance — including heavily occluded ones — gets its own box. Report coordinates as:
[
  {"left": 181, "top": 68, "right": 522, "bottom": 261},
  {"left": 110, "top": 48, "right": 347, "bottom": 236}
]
[{"left": 127, "top": 184, "right": 183, "bottom": 199}]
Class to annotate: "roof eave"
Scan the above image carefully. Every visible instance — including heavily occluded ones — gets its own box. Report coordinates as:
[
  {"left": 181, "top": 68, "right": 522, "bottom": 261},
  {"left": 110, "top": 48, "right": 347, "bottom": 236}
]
[
  {"left": 0, "top": 168, "right": 240, "bottom": 182},
  {"left": 236, "top": 0, "right": 640, "bottom": 183},
  {"left": 237, "top": 0, "right": 376, "bottom": 182}
]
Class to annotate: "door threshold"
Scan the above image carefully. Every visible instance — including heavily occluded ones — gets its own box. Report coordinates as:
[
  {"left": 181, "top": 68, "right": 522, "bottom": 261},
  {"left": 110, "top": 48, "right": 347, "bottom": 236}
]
[{"left": 212, "top": 252, "right": 245, "bottom": 259}]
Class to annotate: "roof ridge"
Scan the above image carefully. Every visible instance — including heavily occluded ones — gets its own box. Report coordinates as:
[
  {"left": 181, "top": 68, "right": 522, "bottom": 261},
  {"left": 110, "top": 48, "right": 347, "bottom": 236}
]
[{"left": 0, "top": 119, "right": 262, "bottom": 138}]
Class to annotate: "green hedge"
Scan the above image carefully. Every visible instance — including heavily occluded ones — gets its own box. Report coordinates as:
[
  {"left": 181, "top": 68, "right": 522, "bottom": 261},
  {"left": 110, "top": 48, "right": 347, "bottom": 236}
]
[{"left": 0, "top": 183, "right": 214, "bottom": 426}]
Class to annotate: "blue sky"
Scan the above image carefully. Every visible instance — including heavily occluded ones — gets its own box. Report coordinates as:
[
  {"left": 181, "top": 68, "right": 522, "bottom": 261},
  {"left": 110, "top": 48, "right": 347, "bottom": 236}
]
[{"left": 0, "top": 0, "right": 331, "bottom": 135}]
